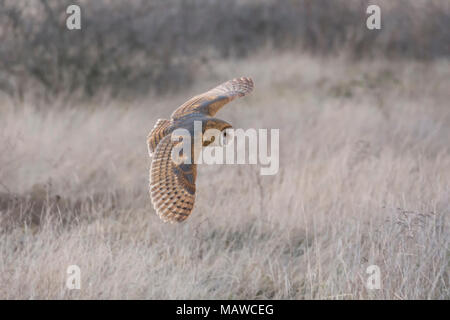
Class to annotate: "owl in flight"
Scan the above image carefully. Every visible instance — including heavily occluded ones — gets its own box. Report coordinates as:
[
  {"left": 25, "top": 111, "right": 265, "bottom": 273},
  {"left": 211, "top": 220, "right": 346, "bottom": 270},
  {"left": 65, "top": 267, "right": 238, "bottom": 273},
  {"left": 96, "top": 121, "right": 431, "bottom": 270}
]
[{"left": 147, "top": 77, "right": 254, "bottom": 223}]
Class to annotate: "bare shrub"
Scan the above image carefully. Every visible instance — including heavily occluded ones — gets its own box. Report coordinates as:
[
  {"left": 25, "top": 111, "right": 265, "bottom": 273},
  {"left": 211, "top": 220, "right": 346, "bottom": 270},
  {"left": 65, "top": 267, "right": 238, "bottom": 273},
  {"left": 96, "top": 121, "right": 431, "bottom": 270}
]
[{"left": 0, "top": 0, "right": 448, "bottom": 100}]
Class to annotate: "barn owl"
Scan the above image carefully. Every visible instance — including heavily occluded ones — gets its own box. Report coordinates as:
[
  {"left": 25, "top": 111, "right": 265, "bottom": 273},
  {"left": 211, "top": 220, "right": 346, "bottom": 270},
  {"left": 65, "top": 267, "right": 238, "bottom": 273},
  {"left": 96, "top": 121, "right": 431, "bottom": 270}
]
[{"left": 147, "top": 77, "right": 254, "bottom": 222}]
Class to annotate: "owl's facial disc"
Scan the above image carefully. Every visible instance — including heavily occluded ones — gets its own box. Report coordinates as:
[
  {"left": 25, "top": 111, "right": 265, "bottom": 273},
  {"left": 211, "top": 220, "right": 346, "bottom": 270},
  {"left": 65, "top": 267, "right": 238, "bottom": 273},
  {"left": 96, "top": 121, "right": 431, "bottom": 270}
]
[
  {"left": 202, "top": 123, "right": 232, "bottom": 147},
  {"left": 202, "top": 119, "right": 232, "bottom": 147}
]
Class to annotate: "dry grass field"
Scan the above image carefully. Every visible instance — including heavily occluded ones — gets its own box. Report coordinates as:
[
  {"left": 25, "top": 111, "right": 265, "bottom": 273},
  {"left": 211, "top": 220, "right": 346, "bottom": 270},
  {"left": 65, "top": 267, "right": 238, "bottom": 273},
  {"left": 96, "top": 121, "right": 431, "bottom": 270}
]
[{"left": 0, "top": 52, "right": 449, "bottom": 299}]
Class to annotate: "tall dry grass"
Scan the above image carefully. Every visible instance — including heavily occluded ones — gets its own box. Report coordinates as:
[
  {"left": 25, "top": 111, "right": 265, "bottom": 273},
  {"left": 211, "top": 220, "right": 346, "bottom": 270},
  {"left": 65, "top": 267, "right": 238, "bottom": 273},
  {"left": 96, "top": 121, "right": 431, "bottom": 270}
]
[{"left": 0, "top": 53, "right": 449, "bottom": 299}]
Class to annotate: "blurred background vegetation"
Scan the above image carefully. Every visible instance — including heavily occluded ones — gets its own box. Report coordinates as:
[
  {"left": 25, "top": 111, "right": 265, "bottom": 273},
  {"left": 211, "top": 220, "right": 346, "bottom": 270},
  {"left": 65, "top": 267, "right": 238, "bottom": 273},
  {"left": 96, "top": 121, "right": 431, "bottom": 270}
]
[
  {"left": 0, "top": 1, "right": 449, "bottom": 299},
  {"left": 0, "top": 0, "right": 449, "bottom": 101}
]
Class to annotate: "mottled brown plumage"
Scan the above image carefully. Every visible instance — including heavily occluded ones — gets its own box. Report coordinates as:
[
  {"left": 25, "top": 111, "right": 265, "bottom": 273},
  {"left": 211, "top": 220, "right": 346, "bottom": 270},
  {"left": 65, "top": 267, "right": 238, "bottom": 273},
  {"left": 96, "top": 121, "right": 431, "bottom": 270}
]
[{"left": 147, "top": 77, "right": 254, "bottom": 223}]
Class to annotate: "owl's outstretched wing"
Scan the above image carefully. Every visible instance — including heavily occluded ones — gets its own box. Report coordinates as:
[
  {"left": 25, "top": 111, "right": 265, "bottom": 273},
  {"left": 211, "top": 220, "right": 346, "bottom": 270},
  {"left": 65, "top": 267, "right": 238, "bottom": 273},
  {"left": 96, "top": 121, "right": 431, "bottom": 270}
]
[
  {"left": 171, "top": 77, "right": 253, "bottom": 120},
  {"left": 149, "top": 135, "right": 197, "bottom": 222},
  {"left": 147, "top": 118, "right": 171, "bottom": 157}
]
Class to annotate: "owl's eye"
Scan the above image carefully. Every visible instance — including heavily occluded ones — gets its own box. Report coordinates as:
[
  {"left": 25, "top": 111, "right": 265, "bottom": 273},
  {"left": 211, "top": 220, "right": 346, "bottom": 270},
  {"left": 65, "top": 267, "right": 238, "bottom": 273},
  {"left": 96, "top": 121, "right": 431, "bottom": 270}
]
[{"left": 220, "top": 129, "right": 233, "bottom": 146}]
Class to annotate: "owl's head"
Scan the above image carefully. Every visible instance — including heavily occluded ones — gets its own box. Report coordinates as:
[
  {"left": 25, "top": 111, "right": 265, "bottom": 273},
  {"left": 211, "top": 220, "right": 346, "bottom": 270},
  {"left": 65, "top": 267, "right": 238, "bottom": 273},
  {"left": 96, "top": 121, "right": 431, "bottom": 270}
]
[{"left": 202, "top": 118, "right": 232, "bottom": 147}]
